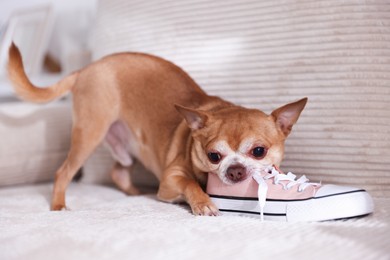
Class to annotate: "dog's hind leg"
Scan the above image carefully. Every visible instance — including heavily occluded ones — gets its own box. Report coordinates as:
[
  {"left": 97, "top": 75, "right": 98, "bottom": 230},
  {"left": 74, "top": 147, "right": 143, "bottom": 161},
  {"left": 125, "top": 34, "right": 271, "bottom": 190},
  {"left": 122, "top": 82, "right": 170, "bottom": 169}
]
[
  {"left": 51, "top": 88, "right": 119, "bottom": 210},
  {"left": 105, "top": 121, "right": 140, "bottom": 195},
  {"left": 51, "top": 121, "right": 112, "bottom": 210},
  {"left": 110, "top": 162, "right": 140, "bottom": 195}
]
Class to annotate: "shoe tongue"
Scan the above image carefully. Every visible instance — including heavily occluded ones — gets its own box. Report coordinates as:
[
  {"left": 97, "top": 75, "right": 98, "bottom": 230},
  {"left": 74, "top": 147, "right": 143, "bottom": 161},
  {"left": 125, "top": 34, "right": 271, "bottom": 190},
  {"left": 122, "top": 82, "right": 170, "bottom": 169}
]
[
  {"left": 272, "top": 165, "right": 285, "bottom": 174},
  {"left": 272, "top": 165, "right": 284, "bottom": 174},
  {"left": 261, "top": 165, "right": 283, "bottom": 177}
]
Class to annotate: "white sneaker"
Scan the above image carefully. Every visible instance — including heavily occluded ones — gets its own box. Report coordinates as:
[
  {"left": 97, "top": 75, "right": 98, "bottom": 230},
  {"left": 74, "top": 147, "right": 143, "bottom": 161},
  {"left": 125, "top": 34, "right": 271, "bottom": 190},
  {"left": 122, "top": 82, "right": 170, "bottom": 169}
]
[{"left": 207, "top": 165, "right": 374, "bottom": 222}]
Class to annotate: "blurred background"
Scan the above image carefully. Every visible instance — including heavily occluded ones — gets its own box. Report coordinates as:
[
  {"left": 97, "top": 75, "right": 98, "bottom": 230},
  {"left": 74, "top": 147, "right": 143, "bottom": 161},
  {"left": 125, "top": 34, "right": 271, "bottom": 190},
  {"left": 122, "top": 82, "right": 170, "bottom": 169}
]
[
  {"left": 0, "top": 0, "right": 389, "bottom": 194},
  {"left": 0, "top": 0, "right": 97, "bottom": 100}
]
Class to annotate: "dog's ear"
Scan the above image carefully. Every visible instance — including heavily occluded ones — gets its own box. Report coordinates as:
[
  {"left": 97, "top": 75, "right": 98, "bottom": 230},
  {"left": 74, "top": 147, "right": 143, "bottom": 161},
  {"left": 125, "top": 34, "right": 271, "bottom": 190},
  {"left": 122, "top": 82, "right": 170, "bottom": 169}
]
[
  {"left": 175, "top": 104, "right": 209, "bottom": 130},
  {"left": 271, "top": 98, "right": 308, "bottom": 136}
]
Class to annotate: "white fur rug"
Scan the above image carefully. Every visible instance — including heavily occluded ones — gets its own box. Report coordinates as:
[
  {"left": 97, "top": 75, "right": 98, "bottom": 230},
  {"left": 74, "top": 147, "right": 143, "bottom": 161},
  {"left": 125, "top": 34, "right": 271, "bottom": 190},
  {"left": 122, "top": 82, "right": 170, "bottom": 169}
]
[{"left": 1, "top": 183, "right": 389, "bottom": 260}]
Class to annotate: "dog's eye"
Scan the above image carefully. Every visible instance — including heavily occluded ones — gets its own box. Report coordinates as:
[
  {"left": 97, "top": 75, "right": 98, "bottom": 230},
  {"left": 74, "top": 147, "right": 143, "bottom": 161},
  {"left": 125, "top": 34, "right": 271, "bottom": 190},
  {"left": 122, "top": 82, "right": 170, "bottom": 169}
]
[
  {"left": 252, "top": 147, "right": 266, "bottom": 159},
  {"left": 207, "top": 152, "right": 222, "bottom": 164}
]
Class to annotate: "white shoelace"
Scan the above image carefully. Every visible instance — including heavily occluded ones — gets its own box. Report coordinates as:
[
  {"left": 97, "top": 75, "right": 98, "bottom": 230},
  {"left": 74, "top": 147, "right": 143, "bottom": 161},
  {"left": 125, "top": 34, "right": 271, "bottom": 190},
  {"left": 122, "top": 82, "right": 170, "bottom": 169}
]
[{"left": 252, "top": 166, "right": 320, "bottom": 221}]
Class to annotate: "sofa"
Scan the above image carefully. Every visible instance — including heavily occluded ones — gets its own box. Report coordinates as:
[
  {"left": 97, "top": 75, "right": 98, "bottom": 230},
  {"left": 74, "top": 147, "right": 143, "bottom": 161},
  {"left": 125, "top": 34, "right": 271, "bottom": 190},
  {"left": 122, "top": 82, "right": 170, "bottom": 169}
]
[{"left": 1, "top": 0, "right": 389, "bottom": 259}]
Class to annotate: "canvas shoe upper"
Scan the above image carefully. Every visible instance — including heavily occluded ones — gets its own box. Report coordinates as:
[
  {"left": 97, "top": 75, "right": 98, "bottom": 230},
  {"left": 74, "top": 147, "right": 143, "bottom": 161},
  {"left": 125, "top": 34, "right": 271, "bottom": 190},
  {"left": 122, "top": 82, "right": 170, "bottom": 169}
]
[{"left": 207, "top": 165, "right": 374, "bottom": 222}]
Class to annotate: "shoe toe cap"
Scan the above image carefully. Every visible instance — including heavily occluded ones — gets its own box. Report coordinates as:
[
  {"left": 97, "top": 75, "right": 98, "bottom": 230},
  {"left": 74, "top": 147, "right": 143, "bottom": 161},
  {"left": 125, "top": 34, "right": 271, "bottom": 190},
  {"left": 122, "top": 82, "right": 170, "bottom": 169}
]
[{"left": 315, "top": 184, "right": 364, "bottom": 197}]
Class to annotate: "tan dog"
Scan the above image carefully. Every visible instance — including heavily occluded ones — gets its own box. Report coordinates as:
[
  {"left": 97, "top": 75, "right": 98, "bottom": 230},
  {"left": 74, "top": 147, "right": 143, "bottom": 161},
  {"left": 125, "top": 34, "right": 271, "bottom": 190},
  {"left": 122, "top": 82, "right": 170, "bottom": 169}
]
[{"left": 8, "top": 43, "right": 307, "bottom": 215}]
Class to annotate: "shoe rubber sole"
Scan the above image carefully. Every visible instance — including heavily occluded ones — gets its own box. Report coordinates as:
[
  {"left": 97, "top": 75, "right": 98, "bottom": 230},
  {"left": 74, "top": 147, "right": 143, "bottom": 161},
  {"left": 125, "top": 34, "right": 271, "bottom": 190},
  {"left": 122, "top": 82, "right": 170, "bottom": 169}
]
[{"left": 209, "top": 189, "right": 374, "bottom": 222}]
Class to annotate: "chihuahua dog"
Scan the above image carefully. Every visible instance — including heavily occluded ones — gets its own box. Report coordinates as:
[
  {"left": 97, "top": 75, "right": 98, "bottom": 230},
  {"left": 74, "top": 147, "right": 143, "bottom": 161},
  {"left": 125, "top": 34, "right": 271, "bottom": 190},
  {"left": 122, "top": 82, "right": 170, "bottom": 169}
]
[{"left": 8, "top": 43, "right": 307, "bottom": 215}]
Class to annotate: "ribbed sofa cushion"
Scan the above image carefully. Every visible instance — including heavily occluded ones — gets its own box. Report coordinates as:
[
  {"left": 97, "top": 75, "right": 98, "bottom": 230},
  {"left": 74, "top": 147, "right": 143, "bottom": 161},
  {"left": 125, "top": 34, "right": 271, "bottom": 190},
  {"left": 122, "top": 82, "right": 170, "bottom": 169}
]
[
  {"left": 88, "top": 0, "right": 390, "bottom": 196},
  {"left": 0, "top": 102, "right": 72, "bottom": 187}
]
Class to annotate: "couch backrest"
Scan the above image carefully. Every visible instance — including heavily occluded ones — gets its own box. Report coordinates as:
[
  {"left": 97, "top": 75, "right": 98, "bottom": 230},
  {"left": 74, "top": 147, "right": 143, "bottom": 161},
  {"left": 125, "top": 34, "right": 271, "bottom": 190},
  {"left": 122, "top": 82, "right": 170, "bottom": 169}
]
[{"left": 88, "top": 0, "right": 390, "bottom": 196}]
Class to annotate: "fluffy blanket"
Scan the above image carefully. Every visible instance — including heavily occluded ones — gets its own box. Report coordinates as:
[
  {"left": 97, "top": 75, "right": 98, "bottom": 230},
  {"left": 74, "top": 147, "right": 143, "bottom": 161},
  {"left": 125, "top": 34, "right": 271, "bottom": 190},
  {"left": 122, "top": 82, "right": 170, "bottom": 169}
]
[{"left": 1, "top": 183, "right": 389, "bottom": 260}]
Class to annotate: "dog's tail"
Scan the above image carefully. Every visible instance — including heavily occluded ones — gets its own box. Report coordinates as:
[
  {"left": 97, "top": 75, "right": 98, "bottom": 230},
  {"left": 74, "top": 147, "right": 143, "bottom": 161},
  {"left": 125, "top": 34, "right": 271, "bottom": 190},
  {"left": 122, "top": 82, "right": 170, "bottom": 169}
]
[{"left": 7, "top": 42, "right": 78, "bottom": 103}]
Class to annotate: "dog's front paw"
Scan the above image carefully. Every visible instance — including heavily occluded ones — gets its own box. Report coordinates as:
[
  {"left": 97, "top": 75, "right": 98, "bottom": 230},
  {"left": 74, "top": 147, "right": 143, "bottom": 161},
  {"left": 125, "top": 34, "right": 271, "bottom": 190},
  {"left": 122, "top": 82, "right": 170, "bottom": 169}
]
[{"left": 191, "top": 201, "right": 220, "bottom": 216}]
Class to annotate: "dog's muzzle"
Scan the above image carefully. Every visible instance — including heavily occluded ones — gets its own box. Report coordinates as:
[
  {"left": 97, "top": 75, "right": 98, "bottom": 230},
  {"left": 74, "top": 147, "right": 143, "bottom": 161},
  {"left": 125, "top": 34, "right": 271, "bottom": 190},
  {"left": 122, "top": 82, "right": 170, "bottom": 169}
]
[{"left": 225, "top": 164, "right": 248, "bottom": 183}]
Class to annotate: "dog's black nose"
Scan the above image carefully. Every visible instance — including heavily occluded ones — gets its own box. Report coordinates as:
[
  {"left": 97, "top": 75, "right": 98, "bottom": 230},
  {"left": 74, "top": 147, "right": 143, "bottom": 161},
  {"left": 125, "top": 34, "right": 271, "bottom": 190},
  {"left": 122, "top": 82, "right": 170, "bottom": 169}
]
[{"left": 226, "top": 164, "right": 247, "bottom": 182}]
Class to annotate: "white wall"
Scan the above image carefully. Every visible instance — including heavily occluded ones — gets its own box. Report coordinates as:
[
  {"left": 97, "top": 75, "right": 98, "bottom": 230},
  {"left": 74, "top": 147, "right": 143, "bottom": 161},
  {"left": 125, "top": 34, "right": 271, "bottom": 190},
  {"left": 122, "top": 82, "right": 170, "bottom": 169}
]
[
  {"left": 0, "top": 0, "right": 97, "bottom": 72},
  {"left": 0, "top": 0, "right": 97, "bottom": 25},
  {"left": 0, "top": 0, "right": 97, "bottom": 98}
]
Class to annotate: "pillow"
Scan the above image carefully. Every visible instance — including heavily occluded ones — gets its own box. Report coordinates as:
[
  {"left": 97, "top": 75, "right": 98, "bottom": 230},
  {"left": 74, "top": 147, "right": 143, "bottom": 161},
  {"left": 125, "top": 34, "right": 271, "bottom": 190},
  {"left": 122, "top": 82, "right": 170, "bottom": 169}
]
[
  {"left": 0, "top": 101, "right": 72, "bottom": 187},
  {"left": 89, "top": 0, "right": 390, "bottom": 196}
]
